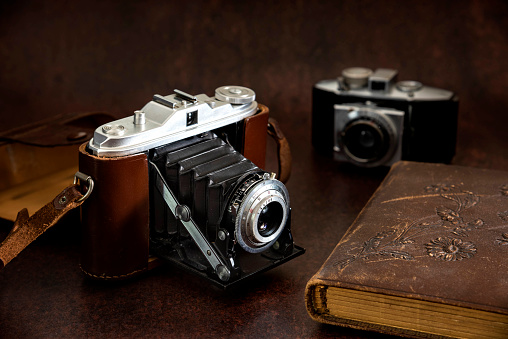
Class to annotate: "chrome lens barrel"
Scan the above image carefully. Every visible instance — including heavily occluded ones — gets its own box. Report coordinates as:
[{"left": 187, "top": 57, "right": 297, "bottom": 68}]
[{"left": 230, "top": 173, "right": 290, "bottom": 253}]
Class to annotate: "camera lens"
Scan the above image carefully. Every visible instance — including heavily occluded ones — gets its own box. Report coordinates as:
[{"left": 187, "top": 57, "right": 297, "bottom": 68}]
[
  {"left": 257, "top": 202, "right": 284, "bottom": 237},
  {"left": 341, "top": 118, "right": 391, "bottom": 164},
  {"left": 229, "top": 173, "right": 290, "bottom": 253}
]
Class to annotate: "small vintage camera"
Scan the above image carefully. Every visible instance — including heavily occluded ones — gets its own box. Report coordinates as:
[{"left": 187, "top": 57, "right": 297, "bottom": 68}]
[
  {"left": 312, "top": 67, "right": 459, "bottom": 167},
  {"left": 78, "top": 86, "right": 304, "bottom": 287}
]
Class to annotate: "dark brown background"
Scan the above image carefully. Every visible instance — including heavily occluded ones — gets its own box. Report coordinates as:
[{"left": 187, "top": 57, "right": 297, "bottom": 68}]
[{"left": 1, "top": 1, "right": 508, "bottom": 338}]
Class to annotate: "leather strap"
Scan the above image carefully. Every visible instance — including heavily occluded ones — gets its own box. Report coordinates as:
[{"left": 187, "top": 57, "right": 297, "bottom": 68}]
[
  {"left": 0, "top": 184, "right": 86, "bottom": 270},
  {"left": 268, "top": 117, "right": 292, "bottom": 184}
]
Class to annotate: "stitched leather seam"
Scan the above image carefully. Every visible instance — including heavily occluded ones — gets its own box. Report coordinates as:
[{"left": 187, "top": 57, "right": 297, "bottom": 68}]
[{"left": 79, "top": 265, "right": 147, "bottom": 280}]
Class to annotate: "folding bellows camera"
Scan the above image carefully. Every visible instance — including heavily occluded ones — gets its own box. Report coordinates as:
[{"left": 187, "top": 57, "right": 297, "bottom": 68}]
[{"left": 78, "top": 86, "right": 304, "bottom": 288}]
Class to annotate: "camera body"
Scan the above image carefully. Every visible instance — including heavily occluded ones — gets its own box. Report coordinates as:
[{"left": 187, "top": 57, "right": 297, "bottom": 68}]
[
  {"left": 312, "top": 67, "right": 459, "bottom": 167},
  {"left": 78, "top": 86, "right": 303, "bottom": 287}
]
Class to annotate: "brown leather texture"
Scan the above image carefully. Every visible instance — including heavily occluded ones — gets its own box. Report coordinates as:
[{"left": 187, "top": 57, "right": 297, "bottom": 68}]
[
  {"left": 0, "top": 111, "right": 114, "bottom": 147},
  {"left": 0, "top": 112, "right": 114, "bottom": 192},
  {"left": 306, "top": 161, "right": 508, "bottom": 335},
  {"left": 0, "top": 184, "right": 84, "bottom": 270},
  {"left": 242, "top": 104, "right": 269, "bottom": 170},
  {"left": 78, "top": 143, "right": 150, "bottom": 279},
  {"left": 268, "top": 117, "right": 292, "bottom": 184}
]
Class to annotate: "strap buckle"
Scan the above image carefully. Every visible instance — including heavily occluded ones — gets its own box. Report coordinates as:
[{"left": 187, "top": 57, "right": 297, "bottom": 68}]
[{"left": 73, "top": 172, "right": 94, "bottom": 202}]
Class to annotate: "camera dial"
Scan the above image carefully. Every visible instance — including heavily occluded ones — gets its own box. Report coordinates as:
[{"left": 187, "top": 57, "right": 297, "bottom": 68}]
[
  {"left": 229, "top": 173, "right": 290, "bottom": 253},
  {"left": 215, "top": 86, "right": 256, "bottom": 104},
  {"left": 341, "top": 67, "right": 373, "bottom": 89},
  {"left": 396, "top": 81, "right": 423, "bottom": 93}
]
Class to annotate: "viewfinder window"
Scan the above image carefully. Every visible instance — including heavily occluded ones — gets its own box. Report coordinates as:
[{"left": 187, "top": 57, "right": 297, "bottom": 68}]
[
  {"left": 186, "top": 110, "right": 198, "bottom": 126},
  {"left": 370, "top": 81, "right": 386, "bottom": 91}
]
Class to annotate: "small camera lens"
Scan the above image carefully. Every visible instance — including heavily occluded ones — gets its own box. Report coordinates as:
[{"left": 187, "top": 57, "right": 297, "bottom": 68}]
[
  {"left": 342, "top": 119, "right": 389, "bottom": 163},
  {"left": 257, "top": 202, "right": 284, "bottom": 237}
]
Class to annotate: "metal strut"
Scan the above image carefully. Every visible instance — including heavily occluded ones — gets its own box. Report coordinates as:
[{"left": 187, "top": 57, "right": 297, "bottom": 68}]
[{"left": 150, "top": 162, "right": 231, "bottom": 282}]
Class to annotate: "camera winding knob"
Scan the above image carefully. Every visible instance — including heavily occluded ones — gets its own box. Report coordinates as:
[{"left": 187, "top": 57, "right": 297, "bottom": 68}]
[
  {"left": 396, "top": 81, "right": 423, "bottom": 93},
  {"left": 341, "top": 67, "right": 373, "bottom": 89},
  {"left": 215, "top": 86, "right": 256, "bottom": 104}
]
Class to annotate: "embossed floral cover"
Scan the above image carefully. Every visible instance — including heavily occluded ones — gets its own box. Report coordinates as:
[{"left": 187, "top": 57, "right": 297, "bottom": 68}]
[{"left": 306, "top": 161, "right": 508, "bottom": 334}]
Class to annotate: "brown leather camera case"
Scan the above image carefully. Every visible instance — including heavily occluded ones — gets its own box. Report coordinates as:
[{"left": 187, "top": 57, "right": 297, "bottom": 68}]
[{"left": 79, "top": 143, "right": 150, "bottom": 279}]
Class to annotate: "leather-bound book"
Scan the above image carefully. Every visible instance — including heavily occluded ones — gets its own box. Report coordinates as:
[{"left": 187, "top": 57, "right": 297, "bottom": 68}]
[{"left": 305, "top": 161, "right": 508, "bottom": 339}]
